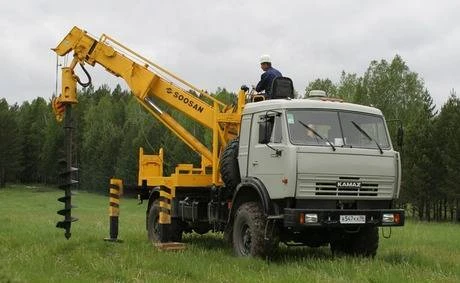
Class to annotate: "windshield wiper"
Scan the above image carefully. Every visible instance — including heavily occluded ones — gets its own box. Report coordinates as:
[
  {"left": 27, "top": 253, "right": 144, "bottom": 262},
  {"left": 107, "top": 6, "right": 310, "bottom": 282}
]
[
  {"left": 351, "top": 121, "right": 383, "bottom": 154},
  {"left": 299, "top": 121, "right": 336, "bottom": 151}
]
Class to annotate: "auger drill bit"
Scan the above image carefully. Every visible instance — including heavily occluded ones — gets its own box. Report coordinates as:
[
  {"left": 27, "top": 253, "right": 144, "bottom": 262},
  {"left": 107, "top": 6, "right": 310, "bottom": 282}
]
[{"left": 56, "top": 104, "right": 78, "bottom": 239}]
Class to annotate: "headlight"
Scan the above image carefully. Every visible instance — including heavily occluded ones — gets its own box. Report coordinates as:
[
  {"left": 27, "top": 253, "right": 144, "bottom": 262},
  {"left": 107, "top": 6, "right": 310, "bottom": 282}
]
[
  {"left": 305, "top": 213, "right": 318, "bottom": 223},
  {"left": 382, "top": 213, "right": 394, "bottom": 223},
  {"left": 382, "top": 213, "right": 401, "bottom": 224}
]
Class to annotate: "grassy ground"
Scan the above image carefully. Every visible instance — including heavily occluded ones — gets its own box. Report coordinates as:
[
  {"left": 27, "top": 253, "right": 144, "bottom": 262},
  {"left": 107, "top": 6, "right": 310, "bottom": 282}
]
[{"left": 0, "top": 185, "right": 459, "bottom": 283}]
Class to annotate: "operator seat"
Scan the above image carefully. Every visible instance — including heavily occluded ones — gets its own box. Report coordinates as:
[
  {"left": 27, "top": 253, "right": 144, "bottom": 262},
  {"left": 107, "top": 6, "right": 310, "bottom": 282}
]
[{"left": 270, "top": 77, "right": 294, "bottom": 99}]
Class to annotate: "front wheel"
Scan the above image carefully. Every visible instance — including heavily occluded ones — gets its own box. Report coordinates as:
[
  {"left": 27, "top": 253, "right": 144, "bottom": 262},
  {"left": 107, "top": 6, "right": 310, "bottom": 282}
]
[{"left": 232, "top": 202, "right": 278, "bottom": 257}]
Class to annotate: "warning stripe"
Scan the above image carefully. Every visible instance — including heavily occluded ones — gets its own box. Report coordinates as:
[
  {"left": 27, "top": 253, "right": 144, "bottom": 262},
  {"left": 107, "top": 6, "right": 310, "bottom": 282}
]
[
  {"left": 158, "top": 196, "right": 170, "bottom": 204},
  {"left": 109, "top": 184, "right": 120, "bottom": 190},
  {"left": 109, "top": 202, "right": 119, "bottom": 208},
  {"left": 109, "top": 206, "right": 119, "bottom": 216},
  {"left": 159, "top": 207, "right": 170, "bottom": 214},
  {"left": 159, "top": 201, "right": 171, "bottom": 210},
  {"left": 109, "top": 193, "right": 120, "bottom": 199},
  {"left": 160, "top": 187, "right": 171, "bottom": 194}
]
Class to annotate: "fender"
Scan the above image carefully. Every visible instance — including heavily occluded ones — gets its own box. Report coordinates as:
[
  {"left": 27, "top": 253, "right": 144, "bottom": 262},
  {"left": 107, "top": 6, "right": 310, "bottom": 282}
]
[
  {"left": 224, "top": 177, "right": 275, "bottom": 244},
  {"left": 230, "top": 176, "right": 273, "bottom": 217}
]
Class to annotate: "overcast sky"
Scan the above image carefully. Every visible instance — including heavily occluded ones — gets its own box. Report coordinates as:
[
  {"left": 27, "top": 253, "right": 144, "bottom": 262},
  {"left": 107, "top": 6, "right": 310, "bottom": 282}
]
[{"left": 1, "top": 0, "right": 459, "bottom": 108}]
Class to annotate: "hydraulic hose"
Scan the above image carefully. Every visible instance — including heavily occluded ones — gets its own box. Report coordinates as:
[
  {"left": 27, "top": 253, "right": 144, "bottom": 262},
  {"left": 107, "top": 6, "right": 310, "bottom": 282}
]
[{"left": 76, "top": 63, "right": 92, "bottom": 87}]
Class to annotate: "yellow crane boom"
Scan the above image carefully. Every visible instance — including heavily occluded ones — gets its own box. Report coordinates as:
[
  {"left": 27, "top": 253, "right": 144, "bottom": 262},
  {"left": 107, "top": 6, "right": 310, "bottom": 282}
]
[{"left": 52, "top": 26, "right": 246, "bottom": 187}]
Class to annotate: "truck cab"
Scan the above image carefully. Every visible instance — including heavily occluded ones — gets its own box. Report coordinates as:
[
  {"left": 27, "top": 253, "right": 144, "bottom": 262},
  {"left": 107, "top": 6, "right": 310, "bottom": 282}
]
[{"left": 230, "top": 96, "right": 404, "bottom": 257}]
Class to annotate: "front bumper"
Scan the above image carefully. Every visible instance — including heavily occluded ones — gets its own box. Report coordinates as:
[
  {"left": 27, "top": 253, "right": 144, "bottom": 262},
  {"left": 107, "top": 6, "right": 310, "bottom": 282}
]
[{"left": 283, "top": 208, "right": 405, "bottom": 227}]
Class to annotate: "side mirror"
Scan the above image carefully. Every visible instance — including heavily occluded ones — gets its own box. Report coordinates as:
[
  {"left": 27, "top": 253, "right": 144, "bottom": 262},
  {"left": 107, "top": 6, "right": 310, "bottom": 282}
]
[
  {"left": 258, "top": 115, "right": 274, "bottom": 144},
  {"left": 258, "top": 119, "right": 273, "bottom": 144},
  {"left": 257, "top": 113, "right": 283, "bottom": 156}
]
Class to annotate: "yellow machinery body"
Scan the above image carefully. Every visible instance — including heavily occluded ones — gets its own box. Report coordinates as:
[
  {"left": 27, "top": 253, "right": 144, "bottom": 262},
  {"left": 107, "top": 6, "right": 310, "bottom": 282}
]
[{"left": 52, "top": 27, "right": 247, "bottom": 224}]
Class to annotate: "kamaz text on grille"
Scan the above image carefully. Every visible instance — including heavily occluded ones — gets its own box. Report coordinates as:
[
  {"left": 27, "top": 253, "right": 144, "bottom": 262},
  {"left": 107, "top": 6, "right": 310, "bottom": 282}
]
[{"left": 336, "top": 181, "right": 362, "bottom": 189}]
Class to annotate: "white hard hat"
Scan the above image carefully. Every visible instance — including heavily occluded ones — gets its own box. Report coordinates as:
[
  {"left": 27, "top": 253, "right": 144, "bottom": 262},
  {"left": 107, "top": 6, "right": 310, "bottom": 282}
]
[{"left": 260, "top": 54, "right": 271, "bottom": 64}]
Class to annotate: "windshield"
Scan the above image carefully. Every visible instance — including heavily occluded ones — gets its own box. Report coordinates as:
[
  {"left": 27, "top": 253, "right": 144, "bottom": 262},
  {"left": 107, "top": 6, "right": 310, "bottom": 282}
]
[{"left": 287, "top": 110, "right": 390, "bottom": 149}]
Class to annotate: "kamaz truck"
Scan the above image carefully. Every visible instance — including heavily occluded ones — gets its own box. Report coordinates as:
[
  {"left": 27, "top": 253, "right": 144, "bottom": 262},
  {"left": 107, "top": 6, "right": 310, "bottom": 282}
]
[{"left": 52, "top": 27, "right": 404, "bottom": 258}]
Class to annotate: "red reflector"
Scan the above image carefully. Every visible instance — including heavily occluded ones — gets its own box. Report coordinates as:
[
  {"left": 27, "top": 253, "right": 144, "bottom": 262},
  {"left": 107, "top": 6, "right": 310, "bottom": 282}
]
[
  {"left": 299, "top": 213, "right": 305, "bottom": 224},
  {"left": 394, "top": 213, "right": 400, "bottom": 224}
]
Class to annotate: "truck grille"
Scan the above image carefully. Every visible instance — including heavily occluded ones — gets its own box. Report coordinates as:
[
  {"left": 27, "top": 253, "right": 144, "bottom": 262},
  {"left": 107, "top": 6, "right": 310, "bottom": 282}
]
[
  {"left": 297, "top": 175, "right": 394, "bottom": 199},
  {"left": 315, "top": 181, "right": 377, "bottom": 196}
]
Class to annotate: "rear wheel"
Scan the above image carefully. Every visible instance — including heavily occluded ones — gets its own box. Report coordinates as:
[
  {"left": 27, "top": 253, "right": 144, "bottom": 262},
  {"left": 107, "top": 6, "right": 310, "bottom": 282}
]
[
  {"left": 232, "top": 202, "right": 278, "bottom": 257},
  {"left": 147, "top": 200, "right": 183, "bottom": 243},
  {"left": 147, "top": 200, "right": 162, "bottom": 242},
  {"left": 330, "top": 226, "right": 379, "bottom": 257}
]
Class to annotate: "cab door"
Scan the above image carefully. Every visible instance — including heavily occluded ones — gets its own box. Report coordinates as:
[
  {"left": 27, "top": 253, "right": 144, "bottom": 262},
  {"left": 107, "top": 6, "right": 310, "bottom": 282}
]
[{"left": 247, "top": 112, "right": 289, "bottom": 199}]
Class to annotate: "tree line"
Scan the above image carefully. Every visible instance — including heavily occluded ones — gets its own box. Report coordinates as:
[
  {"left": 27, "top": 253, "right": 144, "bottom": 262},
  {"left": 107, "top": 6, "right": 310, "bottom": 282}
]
[
  {"left": 0, "top": 55, "right": 459, "bottom": 221},
  {"left": 306, "top": 55, "right": 459, "bottom": 221}
]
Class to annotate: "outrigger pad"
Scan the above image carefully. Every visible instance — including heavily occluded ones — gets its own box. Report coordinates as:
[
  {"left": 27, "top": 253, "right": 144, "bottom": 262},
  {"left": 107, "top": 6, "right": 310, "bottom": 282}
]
[{"left": 154, "top": 242, "right": 186, "bottom": 251}]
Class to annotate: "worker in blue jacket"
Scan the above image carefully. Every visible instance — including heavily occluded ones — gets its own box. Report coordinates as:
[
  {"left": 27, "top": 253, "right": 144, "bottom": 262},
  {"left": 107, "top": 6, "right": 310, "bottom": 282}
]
[{"left": 255, "top": 54, "right": 282, "bottom": 99}]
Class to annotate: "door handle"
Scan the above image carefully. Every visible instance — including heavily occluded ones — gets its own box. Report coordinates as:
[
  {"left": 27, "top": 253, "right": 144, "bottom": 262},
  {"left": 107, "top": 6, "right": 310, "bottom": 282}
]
[{"left": 252, "top": 161, "right": 259, "bottom": 166}]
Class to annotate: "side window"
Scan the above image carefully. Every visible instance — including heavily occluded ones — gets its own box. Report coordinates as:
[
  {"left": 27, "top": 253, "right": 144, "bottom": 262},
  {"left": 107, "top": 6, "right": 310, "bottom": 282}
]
[{"left": 239, "top": 115, "right": 251, "bottom": 147}]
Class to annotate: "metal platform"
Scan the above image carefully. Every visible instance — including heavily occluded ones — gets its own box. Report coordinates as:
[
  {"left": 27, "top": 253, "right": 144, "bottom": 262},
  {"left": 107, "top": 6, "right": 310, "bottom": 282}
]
[{"left": 154, "top": 242, "right": 186, "bottom": 251}]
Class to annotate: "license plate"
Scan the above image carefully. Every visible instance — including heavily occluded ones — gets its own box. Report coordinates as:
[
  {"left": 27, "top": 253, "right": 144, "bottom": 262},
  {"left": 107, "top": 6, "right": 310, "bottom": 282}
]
[{"left": 340, "top": 215, "right": 366, "bottom": 224}]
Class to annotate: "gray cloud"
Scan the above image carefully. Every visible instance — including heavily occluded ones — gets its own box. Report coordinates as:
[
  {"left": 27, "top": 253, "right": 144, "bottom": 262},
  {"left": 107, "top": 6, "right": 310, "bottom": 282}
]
[{"left": 0, "top": 0, "right": 459, "bottom": 109}]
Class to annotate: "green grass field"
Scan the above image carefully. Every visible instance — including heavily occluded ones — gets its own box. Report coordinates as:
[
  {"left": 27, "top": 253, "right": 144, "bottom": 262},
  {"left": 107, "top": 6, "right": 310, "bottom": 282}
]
[{"left": 0, "top": 185, "right": 459, "bottom": 283}]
